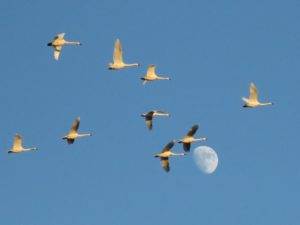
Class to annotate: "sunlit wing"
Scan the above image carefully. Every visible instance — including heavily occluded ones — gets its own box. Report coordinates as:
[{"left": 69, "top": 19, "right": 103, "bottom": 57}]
[
  {"left": 13, "top": 134, "right": 23, "bottom": 149},
  {"left": 54, "top": 33, "right": 65, "bottom": 41},
  {"left": 249, "top": 82, "right": 258, "bottom": 101},
  {"left": 187, "top": 124, "right": 199, "bottom": 137},
  {"left": 160, "top": 157, "right": 170, "bottom": 172},
  {"left": 113, "top": 39, "right": 123, "bottom": 64},
  {"left": 70, "top": 117, "right": 80, "bottom": 134},
  {"left": 161, "top": 140, "right": 175, "bottom": 153},
  {"left": 54, "top": 46, "right": 62, "bottom": 61},
  {"left": 183, "top": 143, "right": 191, "bottom": 152},
  {"left": 145, "top": 116, "right": 153, "bottom": 130},
  {"left": 146, "top": 64, "right": 156, "bottom": 78}
]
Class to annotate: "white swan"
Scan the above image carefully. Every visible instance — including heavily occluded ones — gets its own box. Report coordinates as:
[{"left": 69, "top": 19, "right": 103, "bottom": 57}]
[
  {"left": 108, "top": 38, "right": 140, "bottom": 70},
  {"left": 177, "top": 124, "right": 208, "bottom": 152},
  {"left": 63, "top": 117, "right": 92, "bottom": 144},
  {"left": 141, "top": 110, "right": 170, "bottom": 130},
  {"left": 141, "top": 64, "right": 171, "bottom": 85},
  {"left": 47, "top": 33, "right": 81, "bottom": 61},
  {"left": 242, "top": 82, "right": 273, "bottom": 108},
  {"left": 8, "top": 134, "right": 37, "bottom": 154},
  {"left": 154, "top": 140, "right": 186, "bottom": 172}
]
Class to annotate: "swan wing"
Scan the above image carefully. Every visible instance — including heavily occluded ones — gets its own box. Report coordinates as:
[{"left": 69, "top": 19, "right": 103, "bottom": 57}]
[
  {"left": 145, "top": 116, "right": 153, "bottom": 130},
  {"left": 70, "top": 117, "right": 80, "bottom": 134},
  {"left": 146, "top": 111, "right": 155, "bottom": 116},
  {"left": 187, "top": 124, "right": 199, "bottom": 137},
  {"left": 161, "top": 140, "right": 175, "bottom": 153},
  {"left": 67, "top": 139, "right": 75, "bottom": 144},
  {"left": 146, "top": 64, "right": 157, "bottom": 78},
  {"left": 13, "top": 134, "right": 23, "bottom": 149},
  {"left": 113, "top": 39, "right": 123, "bottom": 64},
  {"left": 54, "top": 33, "right": 65, "bottom": 41},
  {"left": 54, "top": 46, "right": 62, "bottom": 61},
  {"left": 160, "top": 157, "right": 170, "bottom": 172},
  {"left": 249, "top": 82, "right": 258, "bottom": 101},
  {"left": 183, "top": 143, "right": 191, "bottom": 152}
]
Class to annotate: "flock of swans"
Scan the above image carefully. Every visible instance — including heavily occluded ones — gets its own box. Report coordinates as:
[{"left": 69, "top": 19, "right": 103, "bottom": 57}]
[{"left": 9, "top": 32, "right": 273, "bottom": 173}]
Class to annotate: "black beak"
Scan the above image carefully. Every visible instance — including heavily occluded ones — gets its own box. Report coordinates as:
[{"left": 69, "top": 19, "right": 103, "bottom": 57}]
[{"left": 47, "top": 42, "right": 52, "bottom": 46}]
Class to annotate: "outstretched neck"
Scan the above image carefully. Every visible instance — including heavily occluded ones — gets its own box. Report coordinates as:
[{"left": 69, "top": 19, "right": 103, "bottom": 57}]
[
  {"left": 64, "top": 41, "right": 81, "bottom": 45},
  {"left": 260, "top": 102, "right": 273, "bottom": 106},
  {"left": 78, "top": 133, "right": 92, "bottom": 137},
  {"left": 195, "top": 137, "right": 208, "bottom": 141},
  {"left": 156, "top": 114, "right": 170, "bottom": 117},
  {"left": 124, "top": 63, "right": 140, "bottom": 67},
  {"left": 24, "top": 147, "right": 38, "bottom": 151},
  {"left": 241, "top": 97, "right": 249, "bottom": 103},
  {"left": 158, "top": 76, "right": 171, "bottom": 80},
  {"left": 171, "top": 152, "right": 186, "bottom": 156}
]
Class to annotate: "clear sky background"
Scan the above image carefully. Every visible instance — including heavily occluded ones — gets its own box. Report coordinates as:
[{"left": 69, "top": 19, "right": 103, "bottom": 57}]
[{"left": 0, "top": 0, "right": 299, "bottom": 225}]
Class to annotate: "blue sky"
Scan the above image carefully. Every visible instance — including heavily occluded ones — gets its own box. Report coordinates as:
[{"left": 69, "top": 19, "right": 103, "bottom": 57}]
[{"left": 0, "top": 0, "right": 299, "bottom": 224}]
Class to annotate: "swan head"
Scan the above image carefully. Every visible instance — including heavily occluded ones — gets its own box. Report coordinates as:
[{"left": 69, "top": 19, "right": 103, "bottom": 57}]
[
  {"left": 47, "top": 42, "right": 52, "bottom": 46},
  {"left": 200, "top": 137, "right": 208, "bottom": 141}
]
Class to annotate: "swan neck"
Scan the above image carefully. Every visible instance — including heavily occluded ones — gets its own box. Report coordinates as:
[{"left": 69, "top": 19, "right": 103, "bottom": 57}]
[
  {"left": 172, "top": 153, "right": 185, "bottom": 156},
  {"left": 195, "top": 137, "right": 208, "bottom": 141},
  {"left": 78, "top": 133, "right": 92, "bottom": 137},
  {"left": 125, "top": 63, "right": 139, "bottom": 67},
  {"left": 158, "top": 76, "right": 170, "bottom": 80},
  {"left": 65, "top": 41, "right": 81, "bottom": 45},
  {"left": 261, "top": 102, "right": 273, "bottom": 106},
  {"left": 24, "top": 147, "right": 37, "bottom": 151}
]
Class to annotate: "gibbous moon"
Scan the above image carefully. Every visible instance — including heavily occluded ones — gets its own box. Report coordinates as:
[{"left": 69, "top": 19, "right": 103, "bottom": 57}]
[{"left": 193, "top": 146, "right": 218, "bottom": 174}]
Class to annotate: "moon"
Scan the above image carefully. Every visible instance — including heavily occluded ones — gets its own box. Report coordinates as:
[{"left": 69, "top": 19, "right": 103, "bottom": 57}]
[{"left": 193, "top": 146, "right": 218, "bottom": 174}]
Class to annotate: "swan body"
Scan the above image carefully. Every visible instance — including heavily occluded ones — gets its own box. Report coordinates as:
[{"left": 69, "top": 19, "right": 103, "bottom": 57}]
[
  {"left": 177, "top": 124, "right": 208, "bottom": 152},
  {"left": 154, "top": 140, "right": 185, "bottom": 172},
  {"left": 8, "top": 134, "right": 37, "bottom": 154},
  {"left": 242, "top": 82, "right": 273, "bottom": 108},
  {"left": 47, "top": 33, "right": 81, "bottom": 61},
  {"left": 141, "top": 110, "right": 170, "bottom": 130},
  {"left": 108, "top": 39, "right": 140, "bottom": 70},
  {"left": 141, "top": 64, "right": 171, "bottom": 85},
  {"left": 63, "top": 117, "right": 92, "bottom": 144}
]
